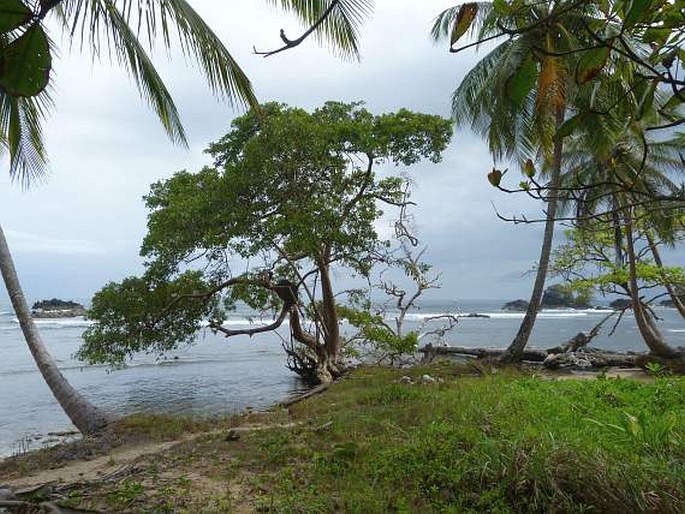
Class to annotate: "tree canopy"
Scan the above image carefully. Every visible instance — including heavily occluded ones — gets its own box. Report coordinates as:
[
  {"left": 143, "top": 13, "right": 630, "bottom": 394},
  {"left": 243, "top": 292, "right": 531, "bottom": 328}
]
[{"left": 80, "top": 101, "right": 452, "bottom": 382}]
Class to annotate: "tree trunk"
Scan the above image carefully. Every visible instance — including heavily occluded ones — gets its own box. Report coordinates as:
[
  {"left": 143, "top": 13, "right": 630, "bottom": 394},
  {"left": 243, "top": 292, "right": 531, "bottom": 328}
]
[
  {"left": 623, "top": 209, "right": 680, "bottom": 358},
  {"left": 646, "top": 232, "right": 685, "bottom": 318},
  {"left": 501, "top": 117, "right": 564, "bottom": 363},
  {"left": 319, "top": 256, "right": 341, "bottom": 362},
  {"left": 0, "top": 223, "right": 112, "bottom": 434}
]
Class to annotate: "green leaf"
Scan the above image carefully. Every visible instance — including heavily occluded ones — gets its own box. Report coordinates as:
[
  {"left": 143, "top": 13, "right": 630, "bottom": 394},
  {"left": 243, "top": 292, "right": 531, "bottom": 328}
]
[
  {"left": 450, "top": 3, "right": 478, "bottom": 46},
  {"left": 662, "top": 90, "right": 684, "bottom": 112},
  {"left": 0, "top": 24, "right": 51, "bottom": 97},
  {"left": 575, "top": 43, "right": 612, "bottom": 84},
  {"left": 624, "top": 0, "right": 654, "bottom": 28},
  {"left": 492, "top": 0, "right": 511, "bottom": 15},
  {"left": 642, "top": 27, "right": 670, "bottom": 45},
  {"left": 554, "top": 113, "right": 585, "bottom": 140},
  {"left": 505, "top": 56, "right": 537, "bottom": 105},
  {"left": 0, "top": 0, "right": 32, "bottom": 33},
  {"left": 636, "top": 81, "right": 657, "bottom": 120}
]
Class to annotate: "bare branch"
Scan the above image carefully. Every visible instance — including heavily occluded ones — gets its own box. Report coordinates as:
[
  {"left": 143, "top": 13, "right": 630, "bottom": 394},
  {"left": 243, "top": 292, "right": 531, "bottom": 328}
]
[{"left": 254, "top": 0, "right": 341, "bottom": 57}]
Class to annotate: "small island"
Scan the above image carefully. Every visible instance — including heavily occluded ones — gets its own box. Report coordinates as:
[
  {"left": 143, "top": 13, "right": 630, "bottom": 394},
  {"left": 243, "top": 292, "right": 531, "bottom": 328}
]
[
  {"left": 503, "top": 285, "right": 593, "bottom": 311},
  {"left": 31, "top": 299, "right": 87, "bottom": 318},
  {"left": 502, "top": 299, "right": 529, "bottom": 312}
]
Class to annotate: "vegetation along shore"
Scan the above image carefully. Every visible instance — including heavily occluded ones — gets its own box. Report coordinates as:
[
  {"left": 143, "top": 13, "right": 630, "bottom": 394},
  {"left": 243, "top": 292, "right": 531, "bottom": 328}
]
[
  {"left": 1, "top": 363, "right": 683, "bottom": 513},
  {"left": 2, "top": 1, "right": 685, "bottom": 513}
]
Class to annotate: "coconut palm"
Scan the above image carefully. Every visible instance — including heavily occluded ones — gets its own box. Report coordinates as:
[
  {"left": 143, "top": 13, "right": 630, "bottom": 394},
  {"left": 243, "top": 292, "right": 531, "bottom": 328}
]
[
  {"left": 0, "top": 91, "right": 113, "bottom": 433},
  {"left": 0, "top": 0, "right": 371, "bottom": 434},
  {"left": 432, "top": 1, "right": 595, "bottom": 361},
  {"left": 558, "top": 116, "right": 684, "bottom": 357}
]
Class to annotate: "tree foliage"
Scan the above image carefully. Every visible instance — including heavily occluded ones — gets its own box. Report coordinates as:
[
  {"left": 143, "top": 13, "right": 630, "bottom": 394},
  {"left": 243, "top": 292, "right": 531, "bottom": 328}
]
[{"left": 80, "top": 101, "right": 452, "bottom": 383}]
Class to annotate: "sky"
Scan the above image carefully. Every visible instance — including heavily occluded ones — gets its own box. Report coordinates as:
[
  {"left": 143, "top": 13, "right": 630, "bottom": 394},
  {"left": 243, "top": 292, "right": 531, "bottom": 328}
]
[{"left": 0, "top": 0, "right": 584, "bottom": 303}]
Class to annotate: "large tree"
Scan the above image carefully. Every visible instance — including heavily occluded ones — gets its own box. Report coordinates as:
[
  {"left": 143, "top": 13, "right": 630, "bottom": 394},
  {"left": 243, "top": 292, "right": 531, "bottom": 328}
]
[
  {"left": 79, "top": 102, "right": 452, "bottom": 384},
  {"left": 0, "top": 0, "right": 371, "bottom": 433}
]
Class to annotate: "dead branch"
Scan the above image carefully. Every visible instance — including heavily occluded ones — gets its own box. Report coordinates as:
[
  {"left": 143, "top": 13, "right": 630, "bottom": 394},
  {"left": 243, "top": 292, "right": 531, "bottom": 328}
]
[{"left": 254, "top": 0, "right": 342, "bottom": 57}]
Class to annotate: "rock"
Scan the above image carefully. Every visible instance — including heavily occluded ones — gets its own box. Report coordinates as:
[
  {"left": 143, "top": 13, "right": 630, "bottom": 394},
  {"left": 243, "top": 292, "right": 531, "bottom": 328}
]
[
  {"left": 462, "top": 312, "right": 490, "bottom": 318},
  {"left": 420, "top": 374, "right": 436, "bottom": 384},
  {"left": 609, "top": 299, "right": 632, "bottom": 310},
  {"left": 0, "top": 487, "right": 16, "bottom": 500},
  {"left": 399, "top": 375, "right": 412, "bottom": 384},
  {"left": 31, "top": 298, "right": 86, "bottom": 318},
  {"left": 224, "top": 429, "right": 241, "bottom": 441},
  {"left": 502, "top": 299, "right": 529, "bottom": 312},
  {"left": 541, "top": 284, "right": 591, "bottom": 309}
]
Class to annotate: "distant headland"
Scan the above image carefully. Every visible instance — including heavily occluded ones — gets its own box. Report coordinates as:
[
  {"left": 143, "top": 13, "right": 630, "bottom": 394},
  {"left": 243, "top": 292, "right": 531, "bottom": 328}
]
[{"left": 31, "top": 299, "right": 87, "bottom": 318}]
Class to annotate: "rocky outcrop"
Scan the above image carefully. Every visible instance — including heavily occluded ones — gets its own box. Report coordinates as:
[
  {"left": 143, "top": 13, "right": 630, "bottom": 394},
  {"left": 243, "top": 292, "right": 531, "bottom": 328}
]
[
  {"left": 542, "top": 284, "right": 592, "bottom": 309},
  {"left": 609, "top": 299, "right": 632, "bottom": 310},
  {"left": 502, "top": 299, "right": 529, "bottom": 312},
  {"left": 31, "top": 298, "right": 86, "bottom": 318}
]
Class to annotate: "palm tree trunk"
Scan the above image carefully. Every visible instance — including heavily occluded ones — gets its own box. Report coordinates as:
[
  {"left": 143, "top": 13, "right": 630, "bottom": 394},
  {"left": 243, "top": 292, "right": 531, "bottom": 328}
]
[
  {"left": 501, "top": 127, "right": 563, "bottom": 363},
  {"left": 646, "top": 232, "right": 685, "bottom": 318},
  {"left": 622, "top": 209, "right": 679, "bottom": 358},
  {"left": 0, "top": 223, "right": 112, "bottom": 434}
]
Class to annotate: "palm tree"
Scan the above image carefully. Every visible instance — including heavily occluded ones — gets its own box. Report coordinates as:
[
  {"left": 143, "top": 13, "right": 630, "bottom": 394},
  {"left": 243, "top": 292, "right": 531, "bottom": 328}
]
[
  {"left": 558, "top": 120, "right": 684, "bottom": 357},
  {"left": 0, "top": 91, "right": 114, "bottom": 433},
  {"left": 0, "top": 0, "right": 371, "bottom": 434},
  {"left": 432, "top": 1, "right": 590, "bottom": 361}
]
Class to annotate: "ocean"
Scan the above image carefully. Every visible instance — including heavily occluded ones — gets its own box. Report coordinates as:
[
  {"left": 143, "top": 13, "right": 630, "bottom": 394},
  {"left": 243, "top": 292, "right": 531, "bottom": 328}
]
[{"left": 1, "top": 299, "right": 684, "bottom": 457}]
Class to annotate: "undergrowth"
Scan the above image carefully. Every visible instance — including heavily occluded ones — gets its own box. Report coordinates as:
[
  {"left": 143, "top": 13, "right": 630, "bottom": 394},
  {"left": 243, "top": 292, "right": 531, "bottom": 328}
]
[{"left": 1, "top": 364, "right": 683, "bottom": 513}]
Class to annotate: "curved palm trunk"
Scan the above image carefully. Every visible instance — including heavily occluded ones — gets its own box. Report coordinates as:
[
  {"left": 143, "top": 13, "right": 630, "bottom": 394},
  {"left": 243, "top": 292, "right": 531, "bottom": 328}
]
[
  {"left": 0, "top": 223, "right": 112, "bottom": 434},
  {"left": 622, "top": 210, "right": 680, "bottom": 358},
  {"left": 646, "top": 232, "right": 685, "bottom": 318},
  {"left": 501, "top": 134, "right": 563, "bottom": 363}
]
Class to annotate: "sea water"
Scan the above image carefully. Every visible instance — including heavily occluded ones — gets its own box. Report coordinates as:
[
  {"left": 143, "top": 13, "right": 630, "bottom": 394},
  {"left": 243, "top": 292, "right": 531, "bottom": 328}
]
[{"left": 1, "top": 299, "right": 683, "bottom": 457}]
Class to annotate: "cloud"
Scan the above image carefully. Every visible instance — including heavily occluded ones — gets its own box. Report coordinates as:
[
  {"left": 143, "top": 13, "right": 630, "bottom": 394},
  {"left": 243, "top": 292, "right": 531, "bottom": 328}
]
[{"left": 4, "top": 230, "right": 109, "bottom": 256}]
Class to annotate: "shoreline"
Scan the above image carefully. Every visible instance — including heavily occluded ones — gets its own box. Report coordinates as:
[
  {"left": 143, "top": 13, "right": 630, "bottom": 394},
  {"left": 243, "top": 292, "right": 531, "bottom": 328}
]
[{"left": 1, "top": 363, "right": 681, "bottom": 512}]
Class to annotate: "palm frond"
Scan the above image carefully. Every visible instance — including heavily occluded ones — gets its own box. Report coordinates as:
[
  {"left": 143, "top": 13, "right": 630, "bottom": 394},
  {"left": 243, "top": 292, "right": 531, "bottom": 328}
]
[
  {"left": 430, "top": 2, "right": 494, "bottom": 45},
  {"left": 269, "top": 0, "right": 372, "bottom": 59},
  {"left": 59, "top": 0, "right": 257, "bottom": 109},
  {"left": 0, "top": 90, "right": 51, "bottom": 187},
  {"left": 99, "top": 0, "right": 186, "bottom": 145}
]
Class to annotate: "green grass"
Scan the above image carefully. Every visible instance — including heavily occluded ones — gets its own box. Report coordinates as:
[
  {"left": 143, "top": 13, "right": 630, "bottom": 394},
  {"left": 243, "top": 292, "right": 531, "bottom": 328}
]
[
  {"left": 246, "top": 366, "right": 684, "bottom": 513},
  {"left": 2, "top": 364, "right": 683, "bottom": 513}
]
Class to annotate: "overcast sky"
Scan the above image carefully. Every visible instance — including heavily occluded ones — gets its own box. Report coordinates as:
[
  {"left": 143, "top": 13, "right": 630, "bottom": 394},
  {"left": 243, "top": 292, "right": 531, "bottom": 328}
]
[{"left": 0, "top": 0, "right": 581, "bottom": 303}]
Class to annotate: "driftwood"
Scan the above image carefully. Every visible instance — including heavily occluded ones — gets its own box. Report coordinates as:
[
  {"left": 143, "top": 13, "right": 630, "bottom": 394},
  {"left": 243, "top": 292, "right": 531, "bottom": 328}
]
[
  {"left": 419, "top": 343, "right": 644, "bottom": 369},
  {"left": 281, "top": 382, "right": 331, "bottom": 407},
  {"left": 417, "top": 311, "right": 651, "bottom": 370}
]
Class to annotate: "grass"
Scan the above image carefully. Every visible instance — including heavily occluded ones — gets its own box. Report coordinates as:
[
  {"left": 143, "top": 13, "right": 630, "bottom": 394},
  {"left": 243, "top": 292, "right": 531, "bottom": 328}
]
[{"left": 1, "top": 363, "right": 683, "bottom": 513}]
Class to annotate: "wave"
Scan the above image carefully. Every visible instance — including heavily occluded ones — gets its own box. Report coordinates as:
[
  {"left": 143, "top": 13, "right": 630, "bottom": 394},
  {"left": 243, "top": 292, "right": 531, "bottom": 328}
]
[
  {"left": 0, "top": 356, "right": 237, "bottom": 378},
  {"left": 401, "top": 309, "right": 616, "bottom": 321},
  {"left": 8, "top": 317, "right": 94, "bottom": 329},
  {"left": 199, "top": 318, "right": 281, "bottom": 328},
  {"left": 668, "top": 329, "right": 685, "bottom": 333}
]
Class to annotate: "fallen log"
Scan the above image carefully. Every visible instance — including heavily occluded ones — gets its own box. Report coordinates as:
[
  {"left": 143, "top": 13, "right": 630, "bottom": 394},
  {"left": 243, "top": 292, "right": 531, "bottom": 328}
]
[
  {"left": 543, "top": 349, "right": 640, "bottom": 369},
  {"left": 419, "top": 311, "right": 626, "bottom": 368},
  {"left": 418, "top": 345, "right": 548, "bottom": 362},
  {"left": 419, "top": 343, "right": 646, "bottom": 370}
]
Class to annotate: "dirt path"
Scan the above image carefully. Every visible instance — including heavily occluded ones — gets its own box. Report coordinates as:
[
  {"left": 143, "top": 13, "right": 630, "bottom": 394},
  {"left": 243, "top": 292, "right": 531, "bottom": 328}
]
[
  {"left": 5, "top": 439, "right": 183, "bottom": 491},
  {"left": 4, "top": 422, "right": 299, "bottom": 492}
]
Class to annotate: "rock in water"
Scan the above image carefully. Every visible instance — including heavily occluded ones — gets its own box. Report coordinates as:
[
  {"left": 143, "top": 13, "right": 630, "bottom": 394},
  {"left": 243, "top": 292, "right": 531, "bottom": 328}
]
[
  {"left": 31, "top": 298, "right": 87, "bottom": 318},
  {"left": 502, "top": 299, "right": 529, "bottom": 312}
]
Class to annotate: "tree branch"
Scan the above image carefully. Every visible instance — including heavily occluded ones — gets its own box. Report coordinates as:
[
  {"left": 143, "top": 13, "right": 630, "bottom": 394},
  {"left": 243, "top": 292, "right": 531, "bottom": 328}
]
[{"left": 254, "top": 0, "right": 341, "bottom": 57}]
